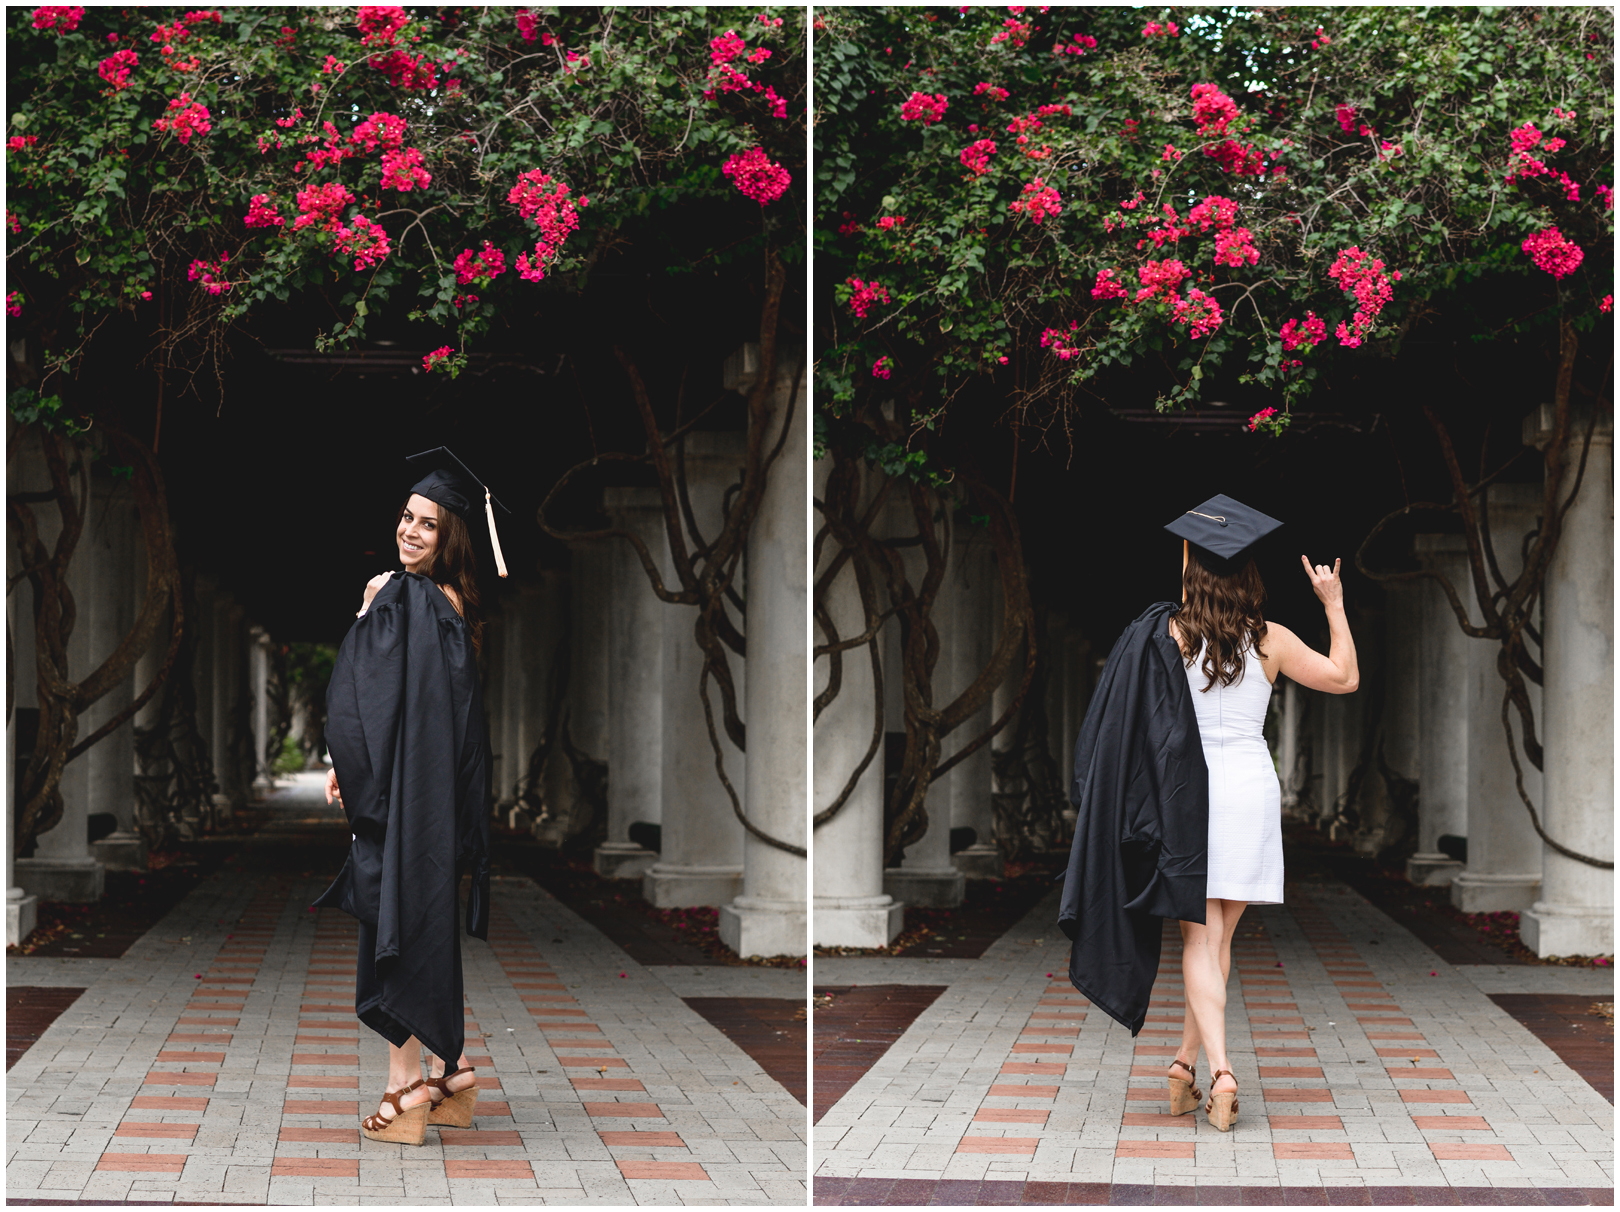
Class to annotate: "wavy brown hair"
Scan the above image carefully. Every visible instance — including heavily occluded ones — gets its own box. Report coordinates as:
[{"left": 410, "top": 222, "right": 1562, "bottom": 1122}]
[
  {"left": 1175, "top": 546, "right": 1267, "bottom": 691},
  {"left": 398, "top": 497, "right": 484, "bottom": 657}
]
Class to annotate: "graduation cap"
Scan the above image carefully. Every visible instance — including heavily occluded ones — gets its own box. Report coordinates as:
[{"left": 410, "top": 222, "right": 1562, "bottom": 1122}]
[
  {"left": 1163, "top": 493, "right": 1282, "bottom": 577},
  {"left": 405, "top": 446, "right": 511, "bottom": 578}
]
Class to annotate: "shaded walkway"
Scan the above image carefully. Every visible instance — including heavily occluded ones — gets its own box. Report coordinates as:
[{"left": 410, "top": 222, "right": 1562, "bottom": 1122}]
[
  {"left": 6, "top": 778, "right": 806, "bottom": 1206},
  {"left": 812, "top": 876, "right": 1612, "bottom": 1202}
]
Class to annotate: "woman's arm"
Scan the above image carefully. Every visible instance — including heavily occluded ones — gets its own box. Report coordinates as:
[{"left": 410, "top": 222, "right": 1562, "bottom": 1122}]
[
  {"left": 1270, "top": 557, "right": 1360, "bottom": 694},
  {"left": 356, "top": 573, "right": 390, "bottom": 618}
]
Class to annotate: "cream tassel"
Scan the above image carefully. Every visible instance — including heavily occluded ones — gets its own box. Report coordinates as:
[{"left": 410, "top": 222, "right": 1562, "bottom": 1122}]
[{"left": 485, "top": 487, "right": 509, "bottom": 578}]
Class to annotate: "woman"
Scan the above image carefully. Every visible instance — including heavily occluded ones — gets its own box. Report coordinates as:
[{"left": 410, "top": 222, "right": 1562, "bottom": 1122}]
[
  {"left": 315, "top": 449, "right": 507, "bottom": 1145},
  {"left": 1163, "top": 498, "right": 1359, "bottom": 1131}
]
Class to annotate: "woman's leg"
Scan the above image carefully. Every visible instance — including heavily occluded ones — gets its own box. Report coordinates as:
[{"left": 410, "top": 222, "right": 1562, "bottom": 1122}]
[
  {"left": 377, "top": 1037, "right": 434, "bottom": 1120},
  {"left": 1182, "top": 899, "right": 1240, "bottom": 1096},
  {"left": 426, "top": 1049, "right": 477, "bottom": 1097},
  {"left": 1175, "top": 918, "right": 1204, "bottom": 1074}
]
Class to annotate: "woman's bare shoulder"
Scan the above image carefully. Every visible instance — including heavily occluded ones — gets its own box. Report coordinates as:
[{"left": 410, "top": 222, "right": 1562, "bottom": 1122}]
[{"left": 437, "top": 583, "right": 464, "bottom": 617}]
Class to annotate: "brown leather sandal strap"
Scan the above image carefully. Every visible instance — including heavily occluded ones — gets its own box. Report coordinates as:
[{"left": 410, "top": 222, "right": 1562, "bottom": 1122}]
[{"left": 1169, "top": 1059, "right": 1196, "bottom": 1078}]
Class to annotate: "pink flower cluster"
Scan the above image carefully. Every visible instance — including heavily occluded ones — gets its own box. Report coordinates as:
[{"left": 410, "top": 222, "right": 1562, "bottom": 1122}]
[
  {"left": 1505, "top": 123, "right": 1579, "bottom": 199},
  {"left": 508, "top": 170, "right": 583, "bottom": 280},
  {"left": 453, "top": 241, "right": 507, "bottom": 285},
  {"left": 1040, "top": 322, "right": 1082, "bottom": 360},
  {"left": 6, "top": 291, "right": 22, "bottom": 317},
  {"left": 293, "top": 182, "right": 354, "bottom": 231},
  {"left": 1141, "top": 20, "right": 1179, "bottom": 37},
  {"left": 31, "top": 6, "right": 83, "bottom": 33},
  {"left": 1597, "top": 184, "right": 1613, "bottom": 210},
  {"left": 333, "top": 215, "right": 391, "bottom": 270},
  {"left": 1205, "top": 139, "right": 1267, "bottom": 176},
  {"left": 1161, "top": 143, "right": 1182, "bottom": 162},
  {"left": 1135, "top": 258, "right": 1189, "bottom": 301},
  {"left": 901, "top": 92, "right": 949, "bottom": 124},
  {"left": 515, "top": 9, "right": 540, "bottom": 42},
  {"left": 990, "top": 16, "right": 1032, "bottom": 48},
  {"left": 1091, "top": 268, "right": 1128, "bottom": 300},
  {"left": 7, "top": 136, "right": 38, "bottom": 153},
  {"left": 99, "top": 49, "right": 139, "bottom": 89},
  {"left": 973, "top": 82, "right": 1009, "bottom": 102},
  {"left": 1601, "top": 295, "right": 1613, "bottom": 314},
  {"left": 1053, "top": 32, "right": 1097, "bottom": 55},
  {"left": 243, "top": 194, "right": 285, "bottom": 228},
  {"left": 152, "top": 93, "right": 211, "bottom": 144},
  {"left": 380, "top": 146, "right": 431, "bottom": 191},
  {"left": 722, "top": 147, "right": 791, "bottom": 205},
  {"left": 187, "top": 252, "right": 232, "bottom": 295},
  {"left": 423, "top": 345, "right": 455, "bottom": 373},
  {"left": 1279, "top": 312, "right": 1327, "bottom": 351},
  {"left": 1247, "top": 407, "right": 1278, "bottom": 433},
  {"left": 1172, "top": 288, "right": 1222, "bottom": 339},
  {"left": 6, "top": 210, "right": 20, "bottom": 234},
  {"left": 358, "top": 5, "right": 409, "bottom": 47},
  {"left": 876, "top": 215, "right": 906, "bottom": 230},
  {"left": 702, "top": 27, "right": 783, "bottom": 116},
  {"left": 1009, "top": 177, "right": 1061, "bottom": 224},
  {"left": 872, "top": 355, "right": 892, "bottom": 379},
  {"left": 1191, "top": 83, "right": 1238, "bottom": 136},
  {"left": 1187, "top": 195, "right": 1238, "bottom": 232},
  {"left": 1327, "top": 246, "right": 1399, "bottom": 345},
  {"left": 960, "top": 138, "right": 997, "bottom": 175},
  {"left": 1336, "top": 103, "right": 1367, "bottom": 135},
  {"left": 1136, "top": 204, "right": 1189, "bottom": 250},
  {"left": 1521, "top": 225, "right": 1584, "bottom": 279},
  {"left": 370, "top": 49, "right": 438, "bottom": 91},
  {"left": 845, "top": 277, "right": 890, "bottom": 319},
  {"left": 1213, "top": 226, "right": 1259, "bottom": 268}
]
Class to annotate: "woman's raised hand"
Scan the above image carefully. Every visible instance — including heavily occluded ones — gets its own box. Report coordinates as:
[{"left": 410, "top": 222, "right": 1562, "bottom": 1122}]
[
  {"left": 324, "top": 766, "right": 343, "bottom": 808},
  {"left": 1301, "top": 555, "right": 1345, "bottom": 611},
  {"left": 360, "top": 572, "right": 390, "bottom": 611}
]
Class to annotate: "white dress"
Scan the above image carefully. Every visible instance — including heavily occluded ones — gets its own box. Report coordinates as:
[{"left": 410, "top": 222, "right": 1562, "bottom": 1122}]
[{"left": 1184, "top": 638, "right": 1284, "bottom": 904}]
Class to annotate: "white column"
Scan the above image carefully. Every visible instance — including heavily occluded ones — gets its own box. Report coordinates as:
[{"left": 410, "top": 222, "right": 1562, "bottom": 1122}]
[
  {"left": 882, "top": 498, "right": 964, "bottom": 907},
  {"left": 812, "top": 457, "right": 902, "bottom": 946},
  {"left": 722, "top": 355, "right": 808, "bottom": 957},
  {"left": 185, "top": 574, "right": 217, "bottom": 840},
  {"left": 643, "top": 432, "right": 747, "bottom": 907},
  {"left": 948, "top": 532, "right": 1001, "bottom": 880},
  {"left": 595, "top": 490, "right": 666, "bottom": 879},
  {"left": 1522, "top": 410, "right": 1612, "bottom": 956},
  {"left": 1277, "top": 678, "right": 1302, "bottom": 816},
  {"left": 1451, "top": 485, "right": 1544, "bottom": 912},
  {"left": 1382, "top": 580, "right": 1422, "bottom": 786},
  {"left": 249, "top": 625, "right": 273, "bottom": 795},
  {"left": 1406, "top": 536, "right": 1471, "bottom": 886}
]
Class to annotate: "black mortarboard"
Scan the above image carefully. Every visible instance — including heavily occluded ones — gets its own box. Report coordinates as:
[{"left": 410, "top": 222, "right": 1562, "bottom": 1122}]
[
  {"left": 1163, "top": 493, "right": 1282, "bottom": 576},
  {"left": 405, "top": 446, "right": 511, "bottom": 578}
]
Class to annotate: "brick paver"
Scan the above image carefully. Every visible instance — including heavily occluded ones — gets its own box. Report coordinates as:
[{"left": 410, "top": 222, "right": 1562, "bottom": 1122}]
[
  {"left": 812, "top": 877, "right": 1613, "bottom": 1199},
  {"left": 7, "top": 869, "right": 805, "bottom": 1205}
]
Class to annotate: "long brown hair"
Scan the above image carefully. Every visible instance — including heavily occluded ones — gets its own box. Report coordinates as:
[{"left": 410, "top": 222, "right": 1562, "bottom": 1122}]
[
  {"left": 398, "top": 497, "right": 484, "bottom": 656},
  {"left": 1176, "top": 546, "right": 1267, "bottom": 691}
]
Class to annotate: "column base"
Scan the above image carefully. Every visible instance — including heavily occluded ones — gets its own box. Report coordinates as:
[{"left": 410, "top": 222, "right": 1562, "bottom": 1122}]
[
  {"left": 8, "top": 889, "right": 38, "bottom": 946},
  {"left": 883, "top": 867, "right": 964, "bottom": 908},
  {"left": 718, "top": 897, "right": 807, "bottom": 959},
  {"left": 91, "top": 831, "right": 148, "bottom": 874},
  {"left": 641, "top": 863, "right": 743, "bottom": 909},
  {"left": 952, "top": 843, "right": 1004, "bottom": 880},
  {"left": 1519, "top": 900, "right": 1613, "bottom": 959},
  {"left": 1405, "top": 853, "right": 1465, "bottom": 887},
  {"left": 813, "top": 894, "right": 904, "bottom": 949},
  {"left": 1449, "top": 872, "right": 1540, "bottom": 914},
  {"left": 594, "top": 843, "right": 658, "bottom": 881},
  {"left": 14, "top": 857, "right": 105, "bottom": 903}
]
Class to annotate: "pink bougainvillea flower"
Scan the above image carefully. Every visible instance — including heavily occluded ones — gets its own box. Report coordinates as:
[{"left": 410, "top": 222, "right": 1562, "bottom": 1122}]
[
  {"left": 872, "top": 355, "right": 892, "bottom": 379},
  {"left": 31, "top": 6, "right": 84, "bottom": 33},
  {"left": 1172, "top": 288, "right": 1223, "bottom": 338},
  {"left": 1191, "top": 82, "right": 1239, "bottom": 136},
  {"left": 1213, "top": 226, "right": 1259, "bottom": 268},
  {"left": 7, "top": 135, "right": 39, "bottom": 153},
  {"left": 845, "top": 277, "right": 890, "bottom": 319},
  {"left": 1134, "top": 258, "right": 1189, "bottom": 302},
  {"left": 370, "top": 49, "right": 438, "bottom": 90},
  {"left": 1328, "top": 245, "right": 1398, "bottom": 344},
  {"left": 358, "top": 4, "right": 409, "bottom": 47},
  {"left": 333, "top": 215, "right": 391, "bottom": 270},
  {"left": 187, "top": 255, "right": 231, "bottom": 295},
  {"left": 1091, "top": 268, "right": 1128, "bottom": 300},
  {"left": 1521, "top": 225, "right": 1584, "bottom": 279},
  {"left": 6, "top": 291, "right": 22, "bottom": 317},
  {"left": 453, "top": 240, "right": 507, "bottom": 285},
  {"left": 1009, "top": 178, "right": 1061, "bottom": 224},
  {"left": 99, "top": 49, "right": 140, "bottom": 90},
  {"left": 293, "top": 182, "right": 354, "bottom": 231},
  {"left": 1280, "top": 312, "right": 1327, "bottom": 351},
  {"left": 900, "top": 92, "right": 948, "bottom": 124},
  {"left": 350, "top": 111, "right": 408, "bottom": 153},
  {"left": 1248, "top": 407, "right": 1278, "bottom": 432},
  {"left": 1141, "top": 20, "right": 1179, "bottom": 37},
  {"left": 960, "top": 138, "right": 997, "bottom": 176},
  {"left": 1040, "top": 322, "right": 1082, "bottom": 360},
  {"left": 515, "top": 8, "right": 540, "bottom": 42},
  {"left": 973, "top": 81, "right": 1009, "bottom": 101},
  {"left": 380, "top": 146, "right": 431, "bottom": 191},
  {"left": 423, "top": 345, "right": 455, "bottom": 372},
  {"left": 6, "top": 210, "right": 20, "bottom": 234},
  {"left": 508, "top": 170, "right": 582, "bottom": 279},
  {"left": 152, "top": 93, "right": 211, "bottom": 143},
  {"left": 322, "top": 54, "right": 346, "bottom": 74},
  {"left": 1601, "top": 295, "right": 1613, "bottom": 314},
  {"left": 721, "top": 147, "right": 791, "bottom": 205},
  {"left": 243, "top": 193, "right": 285, "bottom": 228},
  {"left": 1187, "top": 195, "right": 1238, "bottom": 232}
]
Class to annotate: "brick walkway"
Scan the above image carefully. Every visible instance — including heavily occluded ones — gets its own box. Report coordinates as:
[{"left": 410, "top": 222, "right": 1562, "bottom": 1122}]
[
  {"left": 6, "top": 869, "right": 805, "bottom": 1204},
  {"left": 813, "top": 878, "right": 1613, "bottom": 1202}
]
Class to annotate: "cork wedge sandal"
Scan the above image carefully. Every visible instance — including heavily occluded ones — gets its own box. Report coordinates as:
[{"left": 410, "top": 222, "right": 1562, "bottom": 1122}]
[
  {"left": 361, "top": 1080, "right": 430, "bottom": 1145},
  {"left": 1204, "top": 1069, "right": 1239, "bottom": 1132},
  {"left": 1168, "top": 1058, "right": 1202, "bottom": 1116},
  {"left": 426, "top": 1066, "right": 479, "bottom": 1128}
]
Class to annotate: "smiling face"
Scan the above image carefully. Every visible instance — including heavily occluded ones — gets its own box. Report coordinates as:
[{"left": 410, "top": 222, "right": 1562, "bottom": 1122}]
[{"left": 397, "top": 493, "right": 442, "bottom": 574}]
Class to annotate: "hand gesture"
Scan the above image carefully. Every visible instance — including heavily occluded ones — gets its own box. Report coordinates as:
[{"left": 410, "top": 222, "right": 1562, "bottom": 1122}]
[
  {"left": 324, "top": 767, "right": 343, "bottom": 808},
  {"left": 360, "top": 572, "right": 390, "bottom": 610},
  {"left": 1301, "top": 555, "right": 1344, "bottom": 610}
]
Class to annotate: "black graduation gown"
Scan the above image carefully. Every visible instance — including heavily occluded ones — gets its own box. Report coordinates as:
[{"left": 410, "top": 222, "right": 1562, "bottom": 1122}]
[
  {"left": 312, "top": 572, "right": 491, "bottom": 1065},
  {"left": 1057, "top": 601, "right": 1208, "bottom": 1035}
]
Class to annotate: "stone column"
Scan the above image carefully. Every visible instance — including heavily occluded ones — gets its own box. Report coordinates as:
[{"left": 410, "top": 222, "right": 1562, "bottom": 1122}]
[
  {"left": 595, "top": 489, "right": 665, "bottom": 879},
  {"left": 882, "top": 499, "right": 964, "bottom": 908},
  {"left": 13, "top": 436, "right": 106, "bottom": 902},
  {"left": 1317, "top": 690, "right": 1345, "bottom": 828},
  {"left": 1451, "top": 485, "right": 1544, "bottom": 912},
  {"left": 1276, "top": 677, "right": 1302, "bottom": 815},
  {"left": 813, "top": 458, "right": 903, "bottom": 947},
  {"left": 1382, "top": 580, "right": 1422, "bottom": 788},
  {"left": 642, "top": 432, "right": 747, "bottom": 907},
  {"left": 187, "top": 574, "right": 217, "bottom": 840},
  {"left": 948, "top": 531, "right": 1001, "bottom": 880},
  {"left": 249, "top": 626, "right": 273, "bottom": 796},
  {"left": 722, "top": 352, "right": 808, "bottom": 957},
  {"left": 1406, "top": 536, "right": 1471, "bottom": 886},
  {"left": 1522, "top": 408, "right": 1612, "bottom": 956}
]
